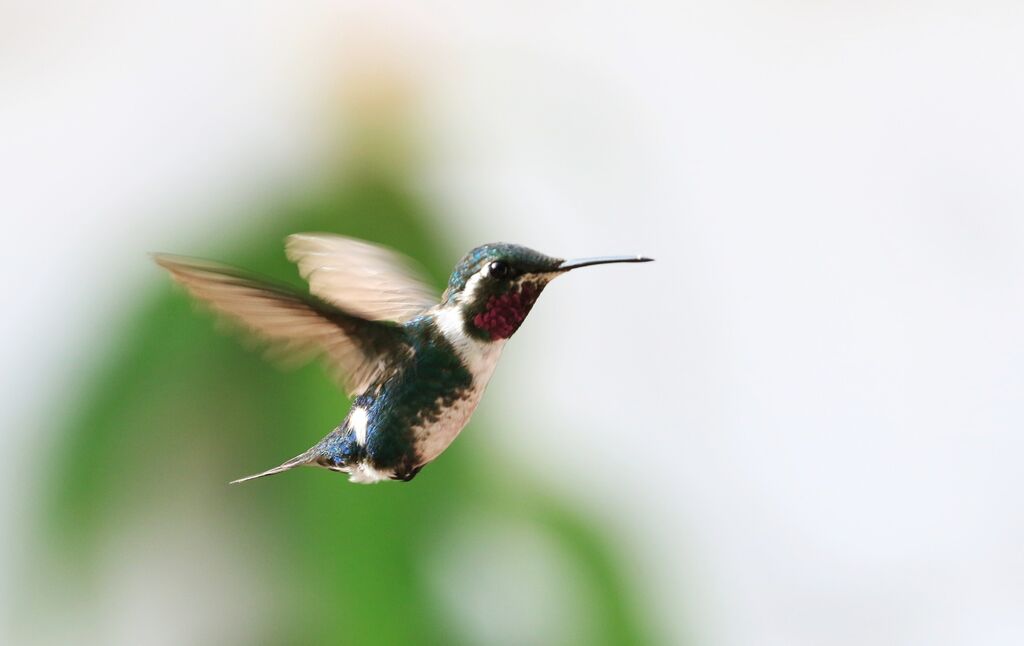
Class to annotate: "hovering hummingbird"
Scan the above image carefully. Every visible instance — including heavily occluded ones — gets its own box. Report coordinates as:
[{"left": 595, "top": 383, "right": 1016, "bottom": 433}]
[{"left": 154, "top": 234, "right": 651, "bottom": 484}]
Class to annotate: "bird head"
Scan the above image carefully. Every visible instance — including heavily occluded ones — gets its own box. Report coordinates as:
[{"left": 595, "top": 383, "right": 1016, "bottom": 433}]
[{"left": 441, "top": 243, "right": 652, "bottom": 342}]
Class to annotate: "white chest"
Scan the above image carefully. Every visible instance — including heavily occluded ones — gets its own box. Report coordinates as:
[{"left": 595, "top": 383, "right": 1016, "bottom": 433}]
[{"left": 415, "top": 306, "right": 506, "bottom": 462}]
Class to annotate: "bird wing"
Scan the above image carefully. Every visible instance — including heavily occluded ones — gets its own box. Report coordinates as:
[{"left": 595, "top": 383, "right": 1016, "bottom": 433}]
[
  {"left": 154, "top": 254, "right": 410, "bottom": 396},
  {"left": 285, "top": 233, "right": 439, "bottom": 324}
]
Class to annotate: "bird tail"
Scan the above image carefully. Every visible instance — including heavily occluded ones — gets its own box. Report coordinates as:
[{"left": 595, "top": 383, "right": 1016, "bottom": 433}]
[{"left": 230, "top": 449, "right": 318, "bottom": 484}]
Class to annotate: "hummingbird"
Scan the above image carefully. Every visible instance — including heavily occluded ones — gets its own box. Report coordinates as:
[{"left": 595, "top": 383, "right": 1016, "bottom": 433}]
[{"left": 154, "top": 234, "right": 651, "bottom": 484}]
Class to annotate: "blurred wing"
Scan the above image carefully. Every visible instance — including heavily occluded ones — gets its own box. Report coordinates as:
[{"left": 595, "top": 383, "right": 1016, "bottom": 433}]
[
  {"left": 153, "top": 254, "right": 410, "bottom": 396},
  {"left": 285, "top": 233, "right": 438, "bottom": 323}
]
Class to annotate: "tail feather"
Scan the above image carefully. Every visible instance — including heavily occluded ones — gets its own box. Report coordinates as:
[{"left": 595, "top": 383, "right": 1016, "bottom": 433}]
[{"left": 230, "top": 450, "right": 318, "bottom": 484}]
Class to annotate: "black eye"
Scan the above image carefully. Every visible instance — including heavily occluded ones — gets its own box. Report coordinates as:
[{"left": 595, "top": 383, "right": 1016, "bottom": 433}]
[{"left": 488, "top": 260, "right": 511, "bottom": 279}]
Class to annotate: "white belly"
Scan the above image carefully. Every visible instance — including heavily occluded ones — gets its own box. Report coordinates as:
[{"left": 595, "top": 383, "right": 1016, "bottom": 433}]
[{"left": 413, "top": 385, "right": 488, "bottom": 464}]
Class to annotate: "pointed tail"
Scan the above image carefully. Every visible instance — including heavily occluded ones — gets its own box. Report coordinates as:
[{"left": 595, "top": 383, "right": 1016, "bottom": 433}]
[{"left": 230, "top": 449, "right": 319, "bottom": 484}]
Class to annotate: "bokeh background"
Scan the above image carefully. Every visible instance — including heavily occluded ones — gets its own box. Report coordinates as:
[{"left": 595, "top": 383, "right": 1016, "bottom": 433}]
[{"left": 3, "top": 2, "right": 1024, "bottom": 645}]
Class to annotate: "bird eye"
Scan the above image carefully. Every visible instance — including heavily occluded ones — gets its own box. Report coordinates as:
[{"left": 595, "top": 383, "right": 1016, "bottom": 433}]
[{"left": 488, "top": 260, "right": 511, "bottom": 279}]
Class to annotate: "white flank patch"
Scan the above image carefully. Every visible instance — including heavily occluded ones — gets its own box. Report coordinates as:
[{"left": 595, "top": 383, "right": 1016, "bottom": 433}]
[
  {"left": 348, "top": 462, "right": 391, "bottom": 484},
  {"left": 349, "top": 406, "right": 369, "bottom": 446}
]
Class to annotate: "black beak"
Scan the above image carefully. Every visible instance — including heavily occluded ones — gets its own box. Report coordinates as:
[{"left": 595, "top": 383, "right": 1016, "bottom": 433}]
[{"left": 557, "top": 255, "right": 654, "bottom": 271}]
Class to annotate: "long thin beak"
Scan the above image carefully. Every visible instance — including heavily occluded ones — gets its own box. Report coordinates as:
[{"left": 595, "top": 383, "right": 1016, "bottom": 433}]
[{"left": 558, "top": 255, "right": 654, "bottom": 271}]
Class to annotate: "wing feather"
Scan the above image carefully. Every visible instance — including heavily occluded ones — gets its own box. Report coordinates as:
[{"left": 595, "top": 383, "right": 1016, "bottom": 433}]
[
  {"left": 285, "top": 233, "right": 438, "bottom": 323},
  {"left": 153, "top": 254, "right": 409, "bottom": 395}
]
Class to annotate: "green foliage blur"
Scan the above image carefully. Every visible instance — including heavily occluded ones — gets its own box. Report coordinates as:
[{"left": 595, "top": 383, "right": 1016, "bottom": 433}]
[{"left": 31, "top": 153, "right": 661, "bottom": 644}]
